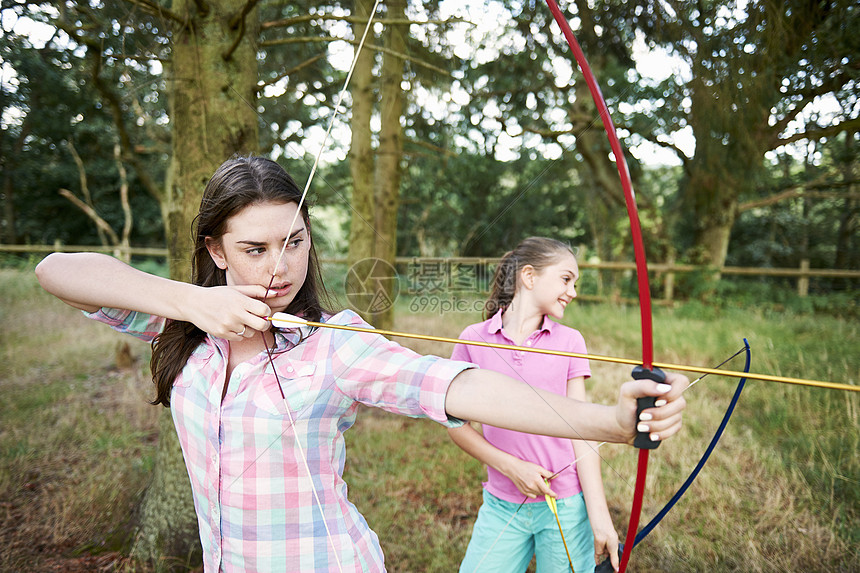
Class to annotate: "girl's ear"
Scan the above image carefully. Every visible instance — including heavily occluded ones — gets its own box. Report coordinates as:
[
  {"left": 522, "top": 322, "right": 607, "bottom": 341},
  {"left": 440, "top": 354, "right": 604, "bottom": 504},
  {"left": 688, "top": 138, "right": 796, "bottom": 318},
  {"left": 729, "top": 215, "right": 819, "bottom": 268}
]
[
  {"left": 520, "top": 265, "right": 536, "bottom": 290},
  {"left": 205, "top": 237, "right": 227, "bottom": 270}
]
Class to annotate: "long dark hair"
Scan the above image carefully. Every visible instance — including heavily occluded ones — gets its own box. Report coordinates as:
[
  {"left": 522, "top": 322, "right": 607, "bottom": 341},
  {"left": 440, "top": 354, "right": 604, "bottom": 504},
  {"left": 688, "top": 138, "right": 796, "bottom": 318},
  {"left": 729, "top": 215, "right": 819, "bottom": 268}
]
[
  {"left": 150, "top": 156, "right": 329, "bottom": 406},
  {"left": 485, "top": 237, "right": 575, "bottom": 319}
]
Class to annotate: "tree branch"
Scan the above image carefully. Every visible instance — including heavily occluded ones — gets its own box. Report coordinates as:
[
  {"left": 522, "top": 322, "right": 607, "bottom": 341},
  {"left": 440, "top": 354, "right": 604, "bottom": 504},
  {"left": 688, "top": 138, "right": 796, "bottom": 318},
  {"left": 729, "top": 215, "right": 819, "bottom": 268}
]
[
  {"left": 260, "top": 37, "right": 451, "bottom": 76},
  {"left": 56, "top": 22, "right": 166, "bottom": 203},
  {"left": 634, "top": 132, "right": 692, "bottom": 173},
  {"left": 64, "top": 139, "right": 107, "bottom": 245},
  {"left": 114, "top": 143, "right": 134, "bottom": 258},
  {"left": 261, "top": 14, "right": 465, "bottom": 31},
  {"left": 776, "top": 117, "right": 860, "bottom": 148},
  {"left": 121, "top": 0, "right": 188, "bottom": 26},
  {"left": 769, "top": 71, "right": 855, "bottom": 138},
  {"left": 739, "top": 178, "right": 860, "bottom": 212},
  {"left": 255, "top": 53, "right": 325, "bottom": 92},
  {"left": 229, "top": 0, "right": 260, "bottom": 28},
  {"left": 191, "top": 0, "right": 209, "bottom": 16},
  {"left": 223, "top": 0, "right": 260, "bottom": 60},
  {"left": 59, "top": 189, "right": 120, "bottom": 246}
]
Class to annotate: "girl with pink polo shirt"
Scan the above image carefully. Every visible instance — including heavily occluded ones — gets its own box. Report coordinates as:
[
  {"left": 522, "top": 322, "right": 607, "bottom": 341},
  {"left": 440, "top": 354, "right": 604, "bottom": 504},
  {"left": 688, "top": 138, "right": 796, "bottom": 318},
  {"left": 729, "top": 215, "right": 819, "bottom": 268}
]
[{"left": 451, "top": 237, "right": 619, "bottom": 573}]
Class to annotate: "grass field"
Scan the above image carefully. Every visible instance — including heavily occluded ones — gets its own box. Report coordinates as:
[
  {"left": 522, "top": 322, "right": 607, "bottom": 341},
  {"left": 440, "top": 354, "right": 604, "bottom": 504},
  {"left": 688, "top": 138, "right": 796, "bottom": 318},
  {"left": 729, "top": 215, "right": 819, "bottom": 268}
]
[{"left": 1, "top": 265, "right": 857, "bottom": 572}]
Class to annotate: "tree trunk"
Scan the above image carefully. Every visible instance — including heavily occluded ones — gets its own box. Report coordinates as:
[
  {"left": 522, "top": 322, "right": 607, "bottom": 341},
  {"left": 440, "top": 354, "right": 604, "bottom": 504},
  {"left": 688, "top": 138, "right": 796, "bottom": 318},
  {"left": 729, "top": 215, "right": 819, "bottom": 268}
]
[
  {"left": 684, "top": 64, "right": 744, "bottom": 272},
  {"left": 369, "top": 0, "right": 406, "bottom": 330},
  {"left": 685, "top": 161, "right": 737, "bottom": 273},
  {"left": 1, "top": 173, "right": 14, "bottom": 244},
  {"left": 834, "top": 131, "right": 858, "bottom": 281},
  {"left": 131, "top": 410, "right": 202, "bottom": 565},
  {"left": 346, "top": 0, "right": 377, "bottom": 322},
  {"left": 162, "top": 0, "right": 260, "bottom": 283},
  {"left": 2, "top": 120, "right": 30, "bottom": 244},
  {"left": 132, "top": 0, "right": 259, "bottom": 565}
]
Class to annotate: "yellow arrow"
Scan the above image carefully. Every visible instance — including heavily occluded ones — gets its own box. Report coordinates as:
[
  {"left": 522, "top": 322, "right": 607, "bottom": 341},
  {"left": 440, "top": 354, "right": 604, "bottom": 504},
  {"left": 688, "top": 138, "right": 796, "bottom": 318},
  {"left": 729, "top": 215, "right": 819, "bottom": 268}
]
[
  {"left": 544, "top": 478, "right": 575, "bottom": 573},
  {"left": 267, "top": 313, "right": 857, "bottom": 393}
]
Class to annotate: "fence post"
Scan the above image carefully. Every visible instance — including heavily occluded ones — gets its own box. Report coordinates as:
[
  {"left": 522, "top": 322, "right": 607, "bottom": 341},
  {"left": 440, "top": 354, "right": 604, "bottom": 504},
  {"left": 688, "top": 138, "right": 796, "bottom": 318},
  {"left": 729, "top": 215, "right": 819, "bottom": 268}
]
[
  {"left": 798, "top": 259, "right": 810, "bottom": 297},
  {"left": 663, "top": 253, "right": 675, "bottom": 303}
]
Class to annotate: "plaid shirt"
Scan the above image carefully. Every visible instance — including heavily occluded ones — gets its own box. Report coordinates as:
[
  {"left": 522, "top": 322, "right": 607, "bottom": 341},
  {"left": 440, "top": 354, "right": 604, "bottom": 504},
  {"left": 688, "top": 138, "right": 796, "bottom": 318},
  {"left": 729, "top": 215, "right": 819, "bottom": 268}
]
[{"left": 87, "top": 307, "right": 471, "bottom": 572}]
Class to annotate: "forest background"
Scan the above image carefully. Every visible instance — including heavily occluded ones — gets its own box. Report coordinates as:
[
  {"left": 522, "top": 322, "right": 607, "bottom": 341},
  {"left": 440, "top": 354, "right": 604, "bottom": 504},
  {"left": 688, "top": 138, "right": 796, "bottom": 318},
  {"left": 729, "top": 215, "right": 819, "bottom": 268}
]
[{"left": 1, "top": 0, "right": 858, "bottom": 571}]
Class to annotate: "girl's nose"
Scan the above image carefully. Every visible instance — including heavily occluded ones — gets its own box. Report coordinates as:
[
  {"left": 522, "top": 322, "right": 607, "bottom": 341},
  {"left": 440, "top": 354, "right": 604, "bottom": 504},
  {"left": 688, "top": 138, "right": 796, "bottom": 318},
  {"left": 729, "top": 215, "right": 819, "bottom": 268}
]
[{"left": 270, "top": 251, "right": 288, "bottom": 276}]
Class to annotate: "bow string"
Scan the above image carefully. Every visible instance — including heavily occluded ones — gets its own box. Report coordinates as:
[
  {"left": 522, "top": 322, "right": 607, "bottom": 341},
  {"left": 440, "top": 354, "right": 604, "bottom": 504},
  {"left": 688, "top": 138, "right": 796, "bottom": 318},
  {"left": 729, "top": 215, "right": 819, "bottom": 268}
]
[{"left": 260, "top": 2, "right": 382, "bottom": 570}]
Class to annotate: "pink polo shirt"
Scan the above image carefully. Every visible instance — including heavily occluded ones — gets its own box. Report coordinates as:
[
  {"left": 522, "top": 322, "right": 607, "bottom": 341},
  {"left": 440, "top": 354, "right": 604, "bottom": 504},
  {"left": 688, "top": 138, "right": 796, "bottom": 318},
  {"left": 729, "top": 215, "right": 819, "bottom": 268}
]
[{"left": 451, "top": 311, "right": 591, "bottom": 503}]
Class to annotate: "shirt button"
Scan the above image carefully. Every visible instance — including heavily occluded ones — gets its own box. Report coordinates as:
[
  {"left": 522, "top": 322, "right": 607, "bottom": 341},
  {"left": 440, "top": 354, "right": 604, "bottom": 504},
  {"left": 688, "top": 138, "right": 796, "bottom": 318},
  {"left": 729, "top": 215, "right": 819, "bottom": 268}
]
[
  {"left": 287, "top": 366, "right": 294, "bottom": 373},
  {"left": 526, "top": 340, "right": 532, "bottom": 346}
]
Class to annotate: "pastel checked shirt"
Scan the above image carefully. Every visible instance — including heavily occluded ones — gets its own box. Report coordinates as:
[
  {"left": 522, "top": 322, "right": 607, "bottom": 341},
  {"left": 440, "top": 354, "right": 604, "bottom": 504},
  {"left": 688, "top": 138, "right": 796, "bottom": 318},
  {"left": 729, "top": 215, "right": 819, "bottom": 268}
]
[{"left": 87, "top": 307, "right": 472, "bottom": 572}]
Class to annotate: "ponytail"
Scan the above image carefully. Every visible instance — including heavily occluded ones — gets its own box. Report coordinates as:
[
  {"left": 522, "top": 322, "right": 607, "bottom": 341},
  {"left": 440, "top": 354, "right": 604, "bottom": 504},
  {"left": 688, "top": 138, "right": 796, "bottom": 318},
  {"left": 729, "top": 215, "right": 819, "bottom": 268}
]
[{"left": 485, "top": 250, "right": 518, "bottom": 319}]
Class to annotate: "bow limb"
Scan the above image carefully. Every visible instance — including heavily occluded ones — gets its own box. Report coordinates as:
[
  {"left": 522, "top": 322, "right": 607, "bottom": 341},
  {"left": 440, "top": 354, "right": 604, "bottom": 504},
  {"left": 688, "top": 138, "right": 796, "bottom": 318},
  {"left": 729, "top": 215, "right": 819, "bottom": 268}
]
[
  {"left": 594, "top": 341, "right": 752, "bottom": 572},
  {"left": 633, "top": 340, "right": 751, "bottom": 546},
  {"left": 542, "top": 2, "right": 656, "bottom": 571}
]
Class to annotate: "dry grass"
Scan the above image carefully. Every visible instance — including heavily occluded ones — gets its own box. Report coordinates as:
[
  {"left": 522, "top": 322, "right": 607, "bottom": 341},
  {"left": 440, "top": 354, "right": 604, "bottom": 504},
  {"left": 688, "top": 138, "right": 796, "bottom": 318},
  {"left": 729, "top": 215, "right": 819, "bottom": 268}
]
[
  {"left": 1, "top": 267, "right": 857, "bottom": 572},
  {"left": 0, "top": 269, "right": 160, "bottom": 572}
]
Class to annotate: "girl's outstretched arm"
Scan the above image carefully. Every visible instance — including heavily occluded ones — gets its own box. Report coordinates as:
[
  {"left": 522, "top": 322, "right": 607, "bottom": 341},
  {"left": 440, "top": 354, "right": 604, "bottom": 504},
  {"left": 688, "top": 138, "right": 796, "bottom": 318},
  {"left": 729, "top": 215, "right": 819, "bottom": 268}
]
[
  {"left": 445, "top": 368, "right": 687, "bottom": 445},
  {"left": 35, "top": 252, "right": 272, "bottom": 340}
]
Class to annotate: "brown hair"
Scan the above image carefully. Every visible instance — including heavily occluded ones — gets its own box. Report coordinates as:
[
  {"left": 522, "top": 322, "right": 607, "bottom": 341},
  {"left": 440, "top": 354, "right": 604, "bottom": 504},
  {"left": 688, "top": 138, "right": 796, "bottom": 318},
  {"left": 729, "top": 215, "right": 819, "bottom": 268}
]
[
  {"left": 485, "top": 237, "right": 575, "bottom": 319},
  {"left": 150, "top": 156, "right": 329, "bottom": 406}
]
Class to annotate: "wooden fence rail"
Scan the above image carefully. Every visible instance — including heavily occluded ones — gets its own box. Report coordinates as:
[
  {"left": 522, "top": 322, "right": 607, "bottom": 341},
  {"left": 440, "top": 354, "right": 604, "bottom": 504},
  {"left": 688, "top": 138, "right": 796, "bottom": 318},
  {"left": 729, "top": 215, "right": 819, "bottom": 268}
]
[{"left": 3, "top": 245, "right": 858, "bottom": 301}]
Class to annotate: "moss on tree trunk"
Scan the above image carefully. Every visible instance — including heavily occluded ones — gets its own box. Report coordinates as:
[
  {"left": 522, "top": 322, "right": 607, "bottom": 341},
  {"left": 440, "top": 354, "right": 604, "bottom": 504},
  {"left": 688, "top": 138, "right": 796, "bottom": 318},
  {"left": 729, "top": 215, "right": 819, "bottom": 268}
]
[{"left": 131, "top": 0, "right": 259, "bottom": 566}]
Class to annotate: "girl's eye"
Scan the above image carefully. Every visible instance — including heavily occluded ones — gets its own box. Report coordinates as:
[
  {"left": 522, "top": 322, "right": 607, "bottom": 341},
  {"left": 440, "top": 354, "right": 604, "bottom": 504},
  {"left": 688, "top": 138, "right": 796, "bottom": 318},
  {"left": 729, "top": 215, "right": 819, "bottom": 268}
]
[
  {"left": 246, "top": 247, "right": 265, "bottom": 255},
  {"left": 287, "top": 237, "right": 304, "bottom": 248}
]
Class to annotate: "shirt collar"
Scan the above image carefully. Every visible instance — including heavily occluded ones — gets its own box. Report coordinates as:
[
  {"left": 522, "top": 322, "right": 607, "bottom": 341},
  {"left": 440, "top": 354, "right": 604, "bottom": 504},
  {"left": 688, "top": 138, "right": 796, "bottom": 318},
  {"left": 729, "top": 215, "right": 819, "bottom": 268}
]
[{"left": 488, "top": 309, "right": 556, "bottom": 335}]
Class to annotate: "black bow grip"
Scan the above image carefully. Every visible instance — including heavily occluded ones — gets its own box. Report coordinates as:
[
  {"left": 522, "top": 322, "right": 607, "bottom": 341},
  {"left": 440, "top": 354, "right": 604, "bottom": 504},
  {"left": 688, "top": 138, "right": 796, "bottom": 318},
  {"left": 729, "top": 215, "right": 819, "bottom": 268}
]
[{"left": 632, "top": 364, "right": 667, "bottom": 450}]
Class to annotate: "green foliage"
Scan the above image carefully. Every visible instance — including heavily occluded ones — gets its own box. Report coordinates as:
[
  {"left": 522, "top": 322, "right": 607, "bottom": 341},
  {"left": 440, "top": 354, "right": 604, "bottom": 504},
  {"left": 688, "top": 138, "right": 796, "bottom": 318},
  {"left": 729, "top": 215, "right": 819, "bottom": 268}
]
[
  {"left": 668, "top": 275, "right": 859, "bottom": 320},
  {"left": 398, "top": 152, "right": 589, "bottom": 256},
  {"left": 0, "top": 8, "right": 166, "bottom": 248}
]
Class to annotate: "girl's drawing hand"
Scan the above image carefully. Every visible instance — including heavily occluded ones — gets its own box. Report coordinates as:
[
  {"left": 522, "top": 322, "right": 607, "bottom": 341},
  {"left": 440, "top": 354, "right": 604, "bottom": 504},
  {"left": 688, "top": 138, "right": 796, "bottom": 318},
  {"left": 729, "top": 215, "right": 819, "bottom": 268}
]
[
  {"left": 500, "top": 458, "right": 556, "bottom": 499},
  {"left": 617, "top": 372, "right": 688, "bottom": 445},
  {"left": 185, "top": 285, "right": 272, "bottom": 340}
]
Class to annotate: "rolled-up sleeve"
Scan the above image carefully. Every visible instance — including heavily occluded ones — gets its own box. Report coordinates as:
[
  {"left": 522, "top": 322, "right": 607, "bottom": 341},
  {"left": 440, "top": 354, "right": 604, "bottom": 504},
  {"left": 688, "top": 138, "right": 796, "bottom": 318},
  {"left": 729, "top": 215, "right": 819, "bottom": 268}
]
[
  {"left": 83, "top": 307, "right": 166, "bottom": 343},
  {"left": 328, "top": 311, "right": 473, "bottom": 428}
]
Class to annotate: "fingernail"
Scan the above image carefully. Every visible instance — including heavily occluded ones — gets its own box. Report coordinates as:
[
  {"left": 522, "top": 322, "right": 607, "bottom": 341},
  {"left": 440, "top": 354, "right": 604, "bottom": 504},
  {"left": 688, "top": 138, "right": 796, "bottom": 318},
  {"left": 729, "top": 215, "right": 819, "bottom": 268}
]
[
  {"left": 637, "top": 423, "right": 649, "bottom": 433},
  {"left": 656, "top": 383, "right": 672, "bottom": 393},
  {"left": 655, "top": 399, "right": 667, "bottom": 407},
  {"left": 639, "top": 412, "right": 653, "bottom": 421},
  {"left": 650, "top": 432, "right": 661, "bottom": 441}
]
